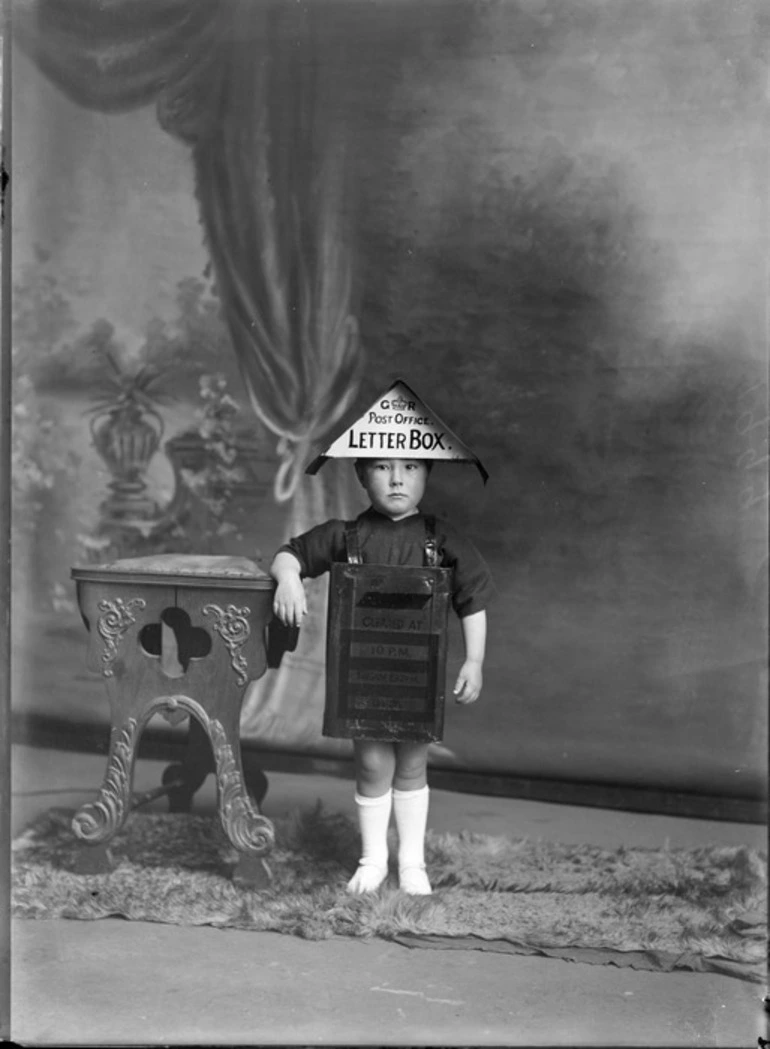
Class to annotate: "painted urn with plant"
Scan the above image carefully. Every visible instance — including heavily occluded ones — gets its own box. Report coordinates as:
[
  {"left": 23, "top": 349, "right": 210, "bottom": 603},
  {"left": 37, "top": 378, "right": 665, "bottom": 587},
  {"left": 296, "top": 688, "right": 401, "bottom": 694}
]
[{"left": 86, "top": 350, "right": 170, "bottom": 522}]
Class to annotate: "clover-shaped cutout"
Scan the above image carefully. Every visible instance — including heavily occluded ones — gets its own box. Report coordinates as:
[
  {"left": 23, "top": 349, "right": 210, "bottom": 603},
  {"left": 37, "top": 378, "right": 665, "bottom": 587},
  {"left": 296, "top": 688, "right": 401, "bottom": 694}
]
[{"left": 139, "top": 608, "right": 212, "bottom": 678}]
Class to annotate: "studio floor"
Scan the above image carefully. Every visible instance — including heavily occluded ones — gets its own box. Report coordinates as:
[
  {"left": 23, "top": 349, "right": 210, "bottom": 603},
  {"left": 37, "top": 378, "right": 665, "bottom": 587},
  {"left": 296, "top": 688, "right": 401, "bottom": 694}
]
[{"left": 9, "top": 742, "right": 767, "bottom": 1047}]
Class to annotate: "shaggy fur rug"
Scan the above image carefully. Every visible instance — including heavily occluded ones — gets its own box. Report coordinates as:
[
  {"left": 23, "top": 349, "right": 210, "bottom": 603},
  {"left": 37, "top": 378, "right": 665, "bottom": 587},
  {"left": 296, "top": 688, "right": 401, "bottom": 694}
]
[{"left": 12, "top": 806, "right": 766, "bottom": 983}]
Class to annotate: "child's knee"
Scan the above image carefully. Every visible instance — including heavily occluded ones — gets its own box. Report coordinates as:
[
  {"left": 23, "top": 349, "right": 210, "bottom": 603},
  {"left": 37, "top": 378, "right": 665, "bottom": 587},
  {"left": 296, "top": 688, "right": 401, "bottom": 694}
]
[
  {"left": 355, "top": 742, "right": 394, "bottom": 786},
  {"left": 394, "top": 743, "right": 429, "bottom": 789}
]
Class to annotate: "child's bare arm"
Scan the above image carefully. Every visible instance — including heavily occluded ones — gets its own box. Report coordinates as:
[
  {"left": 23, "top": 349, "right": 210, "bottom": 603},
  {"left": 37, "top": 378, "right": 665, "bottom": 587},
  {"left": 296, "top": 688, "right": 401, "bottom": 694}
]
[
  {"left": 453, "top": 609, "right": 486, "bottom": 704},
  {"left": 270, "top": 551, "right": 308, "bottom": 626}
]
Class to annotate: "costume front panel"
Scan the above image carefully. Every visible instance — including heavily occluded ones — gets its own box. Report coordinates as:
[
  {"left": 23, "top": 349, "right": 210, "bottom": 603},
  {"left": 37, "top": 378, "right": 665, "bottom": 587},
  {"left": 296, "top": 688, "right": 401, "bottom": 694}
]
[{"left": 324, "top": 561, "right": 452, "bottom": 742}]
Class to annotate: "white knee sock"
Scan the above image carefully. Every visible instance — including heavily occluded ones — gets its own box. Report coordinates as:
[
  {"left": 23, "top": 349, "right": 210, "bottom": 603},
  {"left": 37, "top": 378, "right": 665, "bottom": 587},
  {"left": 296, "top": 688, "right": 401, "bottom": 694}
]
[
  {"left": 347, "top": 790, "right": 392, "bottom": 894},
  {"left": 393, "top": 785, "right": 431, "bottom": 895}
]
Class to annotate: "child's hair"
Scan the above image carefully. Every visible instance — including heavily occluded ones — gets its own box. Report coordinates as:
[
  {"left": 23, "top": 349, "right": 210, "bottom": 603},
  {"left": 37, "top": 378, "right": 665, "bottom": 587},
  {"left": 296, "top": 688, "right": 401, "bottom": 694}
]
[{"left": 354, "top": 458, "right": 433, "bottom": 484}]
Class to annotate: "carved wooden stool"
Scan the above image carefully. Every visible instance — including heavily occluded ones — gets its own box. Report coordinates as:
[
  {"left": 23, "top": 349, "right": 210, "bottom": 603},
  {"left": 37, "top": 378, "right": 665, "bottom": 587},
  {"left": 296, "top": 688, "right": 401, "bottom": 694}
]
[{"left": 70, "top": 554, "right": 277, "bottom": 886}]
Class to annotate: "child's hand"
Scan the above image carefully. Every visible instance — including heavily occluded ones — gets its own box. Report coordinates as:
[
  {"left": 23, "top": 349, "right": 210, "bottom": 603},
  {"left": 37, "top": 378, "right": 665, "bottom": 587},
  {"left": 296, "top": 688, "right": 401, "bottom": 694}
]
[
  {"left": 453, "top": 659, "right": 483, "bottom": 704},
  {"left": 273, "top": 576, "right": 307, "bottom": 627}
]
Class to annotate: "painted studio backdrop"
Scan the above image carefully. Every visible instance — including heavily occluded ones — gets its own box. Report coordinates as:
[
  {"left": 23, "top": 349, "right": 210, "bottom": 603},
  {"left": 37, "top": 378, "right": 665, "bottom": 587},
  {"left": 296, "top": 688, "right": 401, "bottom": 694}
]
[{"left": 11, "top": 0, "right": 767, "bottom": 802}]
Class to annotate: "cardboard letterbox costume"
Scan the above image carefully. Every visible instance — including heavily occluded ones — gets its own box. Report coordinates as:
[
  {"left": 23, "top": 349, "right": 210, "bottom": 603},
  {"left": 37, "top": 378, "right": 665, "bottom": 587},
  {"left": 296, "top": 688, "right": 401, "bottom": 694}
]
[
  {"left": 288, "top": 380, "right": 491, "bottom": 743},
  {"left": 324, "top": 519, "right": 452, "bottom": 742}
]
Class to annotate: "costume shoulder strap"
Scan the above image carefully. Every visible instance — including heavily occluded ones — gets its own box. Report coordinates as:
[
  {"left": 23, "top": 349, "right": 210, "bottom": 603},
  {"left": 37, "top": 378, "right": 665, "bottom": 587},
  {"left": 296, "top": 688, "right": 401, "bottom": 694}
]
[
  {"left": 344, "top": 519, "right": 362, "bottom": 565},
  {"left": 424, "top": 515, "right": 440, "bottom": 567}
]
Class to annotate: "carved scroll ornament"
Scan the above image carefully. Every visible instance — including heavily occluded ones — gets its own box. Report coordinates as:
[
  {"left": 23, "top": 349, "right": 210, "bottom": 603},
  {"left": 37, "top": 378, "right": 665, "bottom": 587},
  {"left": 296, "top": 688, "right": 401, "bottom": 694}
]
[
  {"left": 202, "top": 603, "right": 252, "bottom": 686},
  {"left": 97, "top": 597, "right": 146, "bottom": 677},
  {"left": 72, "top": 718, "right": 140, "bottom": 843}
]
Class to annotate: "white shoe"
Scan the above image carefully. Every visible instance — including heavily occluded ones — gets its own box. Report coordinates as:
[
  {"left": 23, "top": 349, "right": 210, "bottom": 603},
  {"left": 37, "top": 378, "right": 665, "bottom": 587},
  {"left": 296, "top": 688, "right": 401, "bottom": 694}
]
[
  {"left": 399, "top": 865, "right": 432, "bottom": 895},
  {"left": 347, "top": 862, "right": 388, "bottom": 894}
]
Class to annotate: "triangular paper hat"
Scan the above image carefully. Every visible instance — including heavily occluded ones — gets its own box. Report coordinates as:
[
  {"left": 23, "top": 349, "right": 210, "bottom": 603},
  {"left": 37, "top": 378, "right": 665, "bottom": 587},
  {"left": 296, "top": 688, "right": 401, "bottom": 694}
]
[{"left": 306, "top": 379, "right": 488, "bottom": 482}]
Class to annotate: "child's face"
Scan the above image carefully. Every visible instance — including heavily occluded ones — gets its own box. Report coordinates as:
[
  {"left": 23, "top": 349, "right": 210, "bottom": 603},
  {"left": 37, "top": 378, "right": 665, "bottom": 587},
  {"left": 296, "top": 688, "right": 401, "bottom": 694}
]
[{"left": 360, "top": 459, "right": 429, "bottom": 520}]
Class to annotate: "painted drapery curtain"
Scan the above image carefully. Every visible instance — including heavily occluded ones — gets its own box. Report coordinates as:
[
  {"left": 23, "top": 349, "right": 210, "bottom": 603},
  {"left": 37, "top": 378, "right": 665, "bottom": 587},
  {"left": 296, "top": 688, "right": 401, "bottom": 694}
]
[
  {"left": 15, "top": 0, "right": 363, "bottom": 504},
  {"left": 15, "top": 0, "right": 369, "bottom": 752}
]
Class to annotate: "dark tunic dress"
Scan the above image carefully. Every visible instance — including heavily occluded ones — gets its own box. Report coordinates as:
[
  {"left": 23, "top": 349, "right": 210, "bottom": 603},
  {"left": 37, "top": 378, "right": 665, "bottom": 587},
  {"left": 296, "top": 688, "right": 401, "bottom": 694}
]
[{"left": 279, "top": 506, "right": 494, "bottom": 619}]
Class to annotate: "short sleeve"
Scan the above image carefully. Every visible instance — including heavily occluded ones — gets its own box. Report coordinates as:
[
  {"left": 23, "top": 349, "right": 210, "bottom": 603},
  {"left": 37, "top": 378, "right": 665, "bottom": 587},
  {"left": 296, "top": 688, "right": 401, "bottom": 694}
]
[
  {"left": 276, "top": 519, "right": 346, "bottom": 579},
  {"left": 439, "top": 523, "right": 496, "bottom": 618}
]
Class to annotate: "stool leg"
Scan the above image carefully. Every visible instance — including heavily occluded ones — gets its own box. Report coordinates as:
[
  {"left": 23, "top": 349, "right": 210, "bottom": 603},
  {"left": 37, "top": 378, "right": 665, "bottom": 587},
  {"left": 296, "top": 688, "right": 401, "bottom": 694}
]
[
  {"left": 73, "top": 842, "right": 113, "bottom": 875},
  {"left": 242, "top": 750, "right": 269, "bottom": 810},
  {"left": 162, "top": 717, "right": 213, "bottom": 813},
  {"left": 206, "top": 713, "right": 275, "bottom": 886},
  {"left": 232, "top": 851, "right": 272, "bottom": 890},
  {"left": 164, "top": 722, "right": 269, "bottom": 812},
  {"left": 72, "top": 716, "right": 141, "bottom": 867},
  {"left": 235, "top": 750, "right": 271, "bottom": 889}
]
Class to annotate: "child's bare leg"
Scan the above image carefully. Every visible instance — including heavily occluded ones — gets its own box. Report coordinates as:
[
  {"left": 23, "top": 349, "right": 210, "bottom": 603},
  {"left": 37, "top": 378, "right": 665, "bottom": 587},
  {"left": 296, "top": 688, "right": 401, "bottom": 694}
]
[
  {"left": 393, "top": 741, "right": 428, "bottom": 791},
  {"left": 347, "top": 741, "right": 396, "bottom": 894},
  {"left": 355, "top": 740, "right": 397, "bottom": 797},
  {"left": 393, "top": 742, "right": 432, "bottom": 895}
]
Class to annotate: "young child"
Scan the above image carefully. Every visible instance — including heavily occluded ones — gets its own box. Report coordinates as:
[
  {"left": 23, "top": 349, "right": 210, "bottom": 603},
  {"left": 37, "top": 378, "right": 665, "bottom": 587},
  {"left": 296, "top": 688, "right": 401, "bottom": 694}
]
[{"left": 270, "top": 452, "right": 494, "bottom": 896}]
